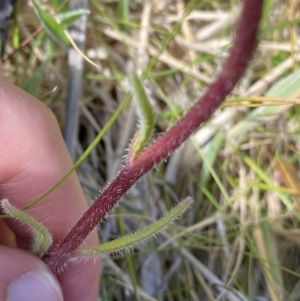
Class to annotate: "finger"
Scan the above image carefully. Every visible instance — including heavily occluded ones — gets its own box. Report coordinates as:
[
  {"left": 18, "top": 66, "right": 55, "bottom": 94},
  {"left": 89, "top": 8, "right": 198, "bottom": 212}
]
[
  {"left": 0, "top": 76, "right": 100, "bottom": 300},
  {"left": 0, "top": 245, "right": 63, "bottom": 301},
  {"left": 0, "top": 219, "right": 16, "bottom": 247}
]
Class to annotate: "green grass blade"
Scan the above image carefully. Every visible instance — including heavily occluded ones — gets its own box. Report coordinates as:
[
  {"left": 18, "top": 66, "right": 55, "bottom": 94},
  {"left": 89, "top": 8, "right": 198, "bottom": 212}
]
[
  {"left": 227, "top": 69, "right": 300, "bottom": 140},
  {"left": 263, "top": 17, "right": 300, "bottom": 34},
  {"left": 117, "top": 0, "right": 129, "bottom": 30},
  {"left": 261, "top": 0, "right": 276, "bottom": 28},
  {"left": 23, "top": 40, "right": 54, "bottom": 96},
  {"left": 31, "top": 0, "right": 70, "bottom": 48},
  {"left": 200, "top": 132, "right": 224, "bottom": 185},
  {"left": 265, "top": 69, "right": 300, "bottom": 98},
  {"left": 116, "top": 206, "right": 139, "bottom": 299},
  {"left": 240, "top": 152, "right": 300, "bottom": 220},
  {"left": 253, "top": 222, "right": 283, "bottom": 300},
  {"left": 57, "top": 9, "right": 90, "bottom": 27}
]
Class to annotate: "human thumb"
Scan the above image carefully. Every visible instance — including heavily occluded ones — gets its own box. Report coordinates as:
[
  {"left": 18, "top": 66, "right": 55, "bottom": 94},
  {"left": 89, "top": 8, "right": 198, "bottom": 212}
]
[{"left": 0, "top": 246, "right": 63, "bottom": 301}]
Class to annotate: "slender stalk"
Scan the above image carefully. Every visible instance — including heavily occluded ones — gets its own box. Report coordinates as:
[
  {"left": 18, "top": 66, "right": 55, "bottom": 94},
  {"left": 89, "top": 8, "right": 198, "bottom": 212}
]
[{"left": 44, "top": 0, "right": 264, "bottom": 273}]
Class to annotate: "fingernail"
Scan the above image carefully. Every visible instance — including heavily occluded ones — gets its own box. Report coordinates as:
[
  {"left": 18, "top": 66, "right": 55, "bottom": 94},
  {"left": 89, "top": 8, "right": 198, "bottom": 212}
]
[{"left": 7, "top": 270, "right": 63, "bottom": 301}]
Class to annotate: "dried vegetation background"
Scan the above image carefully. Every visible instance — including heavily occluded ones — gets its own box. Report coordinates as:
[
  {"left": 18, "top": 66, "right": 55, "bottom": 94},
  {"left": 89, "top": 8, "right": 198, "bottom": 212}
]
[{"left": 3, "top": 0, "right": 300, "bottom": 300}]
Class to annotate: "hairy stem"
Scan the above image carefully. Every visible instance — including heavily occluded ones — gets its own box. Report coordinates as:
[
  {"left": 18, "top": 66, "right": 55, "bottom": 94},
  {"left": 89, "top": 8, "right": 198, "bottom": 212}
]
[{"left": 44, "top": 0, "right": 264, "bottom": 273}]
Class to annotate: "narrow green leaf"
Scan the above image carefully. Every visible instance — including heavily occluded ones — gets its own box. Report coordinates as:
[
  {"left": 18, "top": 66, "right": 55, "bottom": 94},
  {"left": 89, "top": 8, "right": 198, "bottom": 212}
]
[
  {"left": 261, "top": 0, "right": 276, "bottom": 28},
  {"left": 117, "top": 0, "right": 129, "bottom": 30},
  {"left": 57, "top": 9, "right": 90, "bottom": 27},
  {"left": 265, "top": 69, "right": 300, "bottom": 98},
  {"left": 77, "top": 197, "right": 192, "bottom": 256},
  {"left": 24, "top": 39, "right": 54, "bottom": 96},
  {"left": 253, "top": 222, "right": 283, "bottom": 299},
  {"left": 115, "top": 206, "right": 138, "bottom": 298},
  {"left": 260, "top": 222, "right": 283, "bottom": 288},
  {"left": 263, "top": 17, "right": 300, "bottom": 34},
  {"left": 227, "top": 69, "right": 300, "bottom": 140},
  {"left": 239, "top": 152, "right": 300, "bottom": 220},
  {"left": 130, "top": 72, "right": 154, "bottom": 158},
  {"left": 31, "top": 0, "right": 70, "bottom": 48},
  {"left": 23, "top": 61, "right": 47, "bottom": 96},
  {"left": 200, "top": 132, "right": 224, "bottom": 185},
  {"left": 1, "top": 199, "right": 52, "bottom": 257}
]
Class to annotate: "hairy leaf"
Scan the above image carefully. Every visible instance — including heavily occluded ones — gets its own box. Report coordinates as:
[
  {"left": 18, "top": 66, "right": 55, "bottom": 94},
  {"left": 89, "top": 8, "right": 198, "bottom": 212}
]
[
  {"left": 77, "top": 198, "right": 192, "bottom": 256},
  {"left": 1, "top": 199, "right": 52, "bottom": 257},
  {"left": 129, "top": 71, "right": 154, "bottom": 159}
]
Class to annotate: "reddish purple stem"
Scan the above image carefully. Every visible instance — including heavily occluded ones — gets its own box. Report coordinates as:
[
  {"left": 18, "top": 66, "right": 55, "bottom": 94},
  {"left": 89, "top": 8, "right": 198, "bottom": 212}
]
[{"left": 44, "top": 0, "right": 264, "bottom": 273}]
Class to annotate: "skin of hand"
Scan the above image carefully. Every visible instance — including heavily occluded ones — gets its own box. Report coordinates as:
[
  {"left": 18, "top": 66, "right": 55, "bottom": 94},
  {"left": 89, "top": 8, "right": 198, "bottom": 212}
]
[{"left": 0, "top": 72, "right": 100, "bottom": 300}]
